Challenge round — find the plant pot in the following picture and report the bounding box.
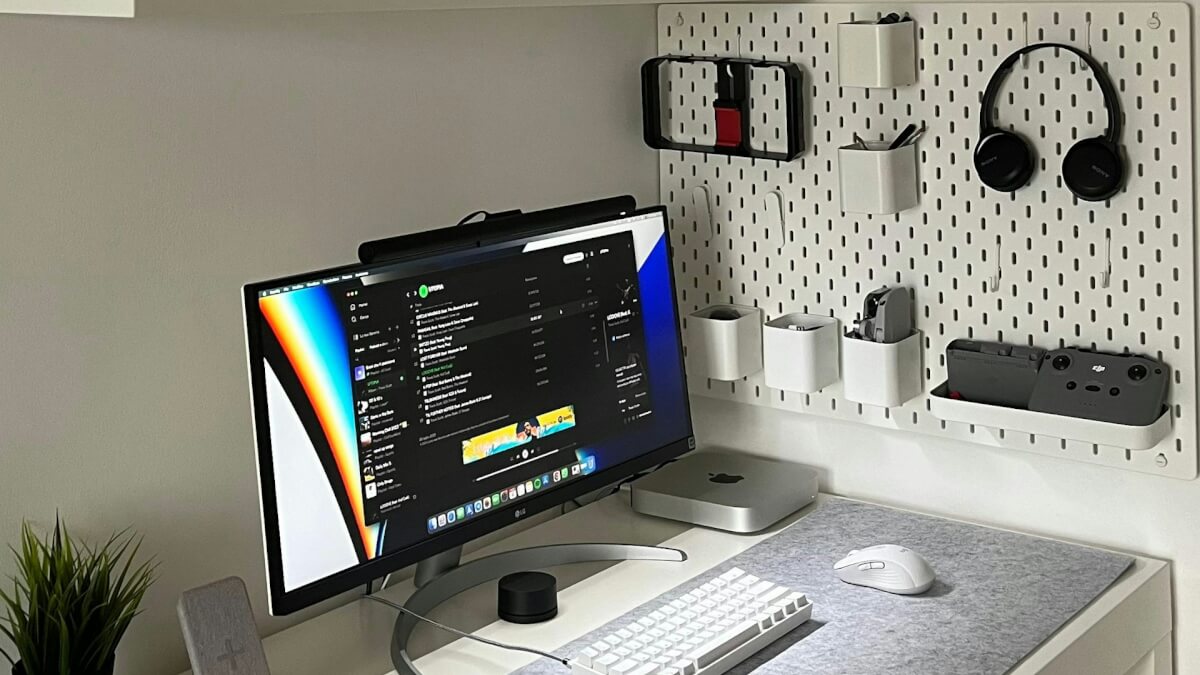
[14,656,115,675]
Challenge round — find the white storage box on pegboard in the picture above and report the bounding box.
[687,305,763,381]
[837,18,917,88]
[841,331,923,407]
[763,314,840,393]
[838,142,919,214]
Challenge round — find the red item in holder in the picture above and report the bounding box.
[715,106,743,148]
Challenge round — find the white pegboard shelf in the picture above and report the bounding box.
[928,382,1174,451]
[658,3,1198,479]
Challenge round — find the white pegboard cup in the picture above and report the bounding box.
[763,314,841,393]
[688,305,764,382]
[842,331,923,408]
[837,19,917,88]
[929,383,1173,451]
[839,142,919,214]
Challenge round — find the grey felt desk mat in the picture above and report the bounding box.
[515,498,1133,675]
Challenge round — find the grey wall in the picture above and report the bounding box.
[0,7,657,673]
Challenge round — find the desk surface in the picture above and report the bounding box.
[186,493,1172,675]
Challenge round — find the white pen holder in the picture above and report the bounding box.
[841,330,923,407]
[838,142,919,214]
[687,305,764,381]
[837,19,917,88]
[763,314,840,393]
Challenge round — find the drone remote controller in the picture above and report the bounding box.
[1027,348,1169,426]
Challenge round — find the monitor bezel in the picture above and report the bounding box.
[242,205,694,616]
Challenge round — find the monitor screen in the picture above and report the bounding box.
[243,207,694,614]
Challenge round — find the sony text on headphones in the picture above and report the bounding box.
[974,43,1126,202]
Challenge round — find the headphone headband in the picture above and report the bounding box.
[979,43,1122,143]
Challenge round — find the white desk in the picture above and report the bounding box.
[190,494,1172,675]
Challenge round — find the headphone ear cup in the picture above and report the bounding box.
[974,129,1034,192]
[1063,137,1124,201]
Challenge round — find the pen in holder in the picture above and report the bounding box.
[838,138,919,215]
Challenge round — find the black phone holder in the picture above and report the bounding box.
[641,55,804,161]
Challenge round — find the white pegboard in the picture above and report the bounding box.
[658,3,1198,478]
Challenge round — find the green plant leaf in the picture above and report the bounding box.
[2,518,156,671]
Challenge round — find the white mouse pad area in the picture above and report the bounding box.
[516,498,1134,675]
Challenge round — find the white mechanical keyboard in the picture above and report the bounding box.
[569,567,813,675]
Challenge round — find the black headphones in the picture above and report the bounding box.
[975,43,1125,202]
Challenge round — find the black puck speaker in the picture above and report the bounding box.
[497,571,558,624]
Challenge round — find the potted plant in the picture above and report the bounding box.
[0,518,156,675]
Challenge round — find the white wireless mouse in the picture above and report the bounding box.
[834,544,936,595]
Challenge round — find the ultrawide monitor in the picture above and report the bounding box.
[242,207,694,614]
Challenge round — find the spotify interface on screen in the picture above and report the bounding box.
[339,231,651,539]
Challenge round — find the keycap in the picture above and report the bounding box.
[594,652,620,671]
[719,568,746,582]
[686,620,761,669]
[577,646,599,667]
[756,586,790,604]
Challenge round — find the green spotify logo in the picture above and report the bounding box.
[418,285,430,299]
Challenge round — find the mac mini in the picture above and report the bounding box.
[631,451,819,533]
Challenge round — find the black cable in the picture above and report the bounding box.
[576,459,679,507]
[363,594,571,668]
[455,210,492,227]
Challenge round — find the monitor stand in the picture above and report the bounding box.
[391,543,687,674]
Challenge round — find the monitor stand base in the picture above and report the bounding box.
[391,543,687,675]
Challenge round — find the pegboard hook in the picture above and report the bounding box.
[988,240,1002,292]
[691,185,716,240]
[766,190,788,246]
[1100,231,1113,289]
